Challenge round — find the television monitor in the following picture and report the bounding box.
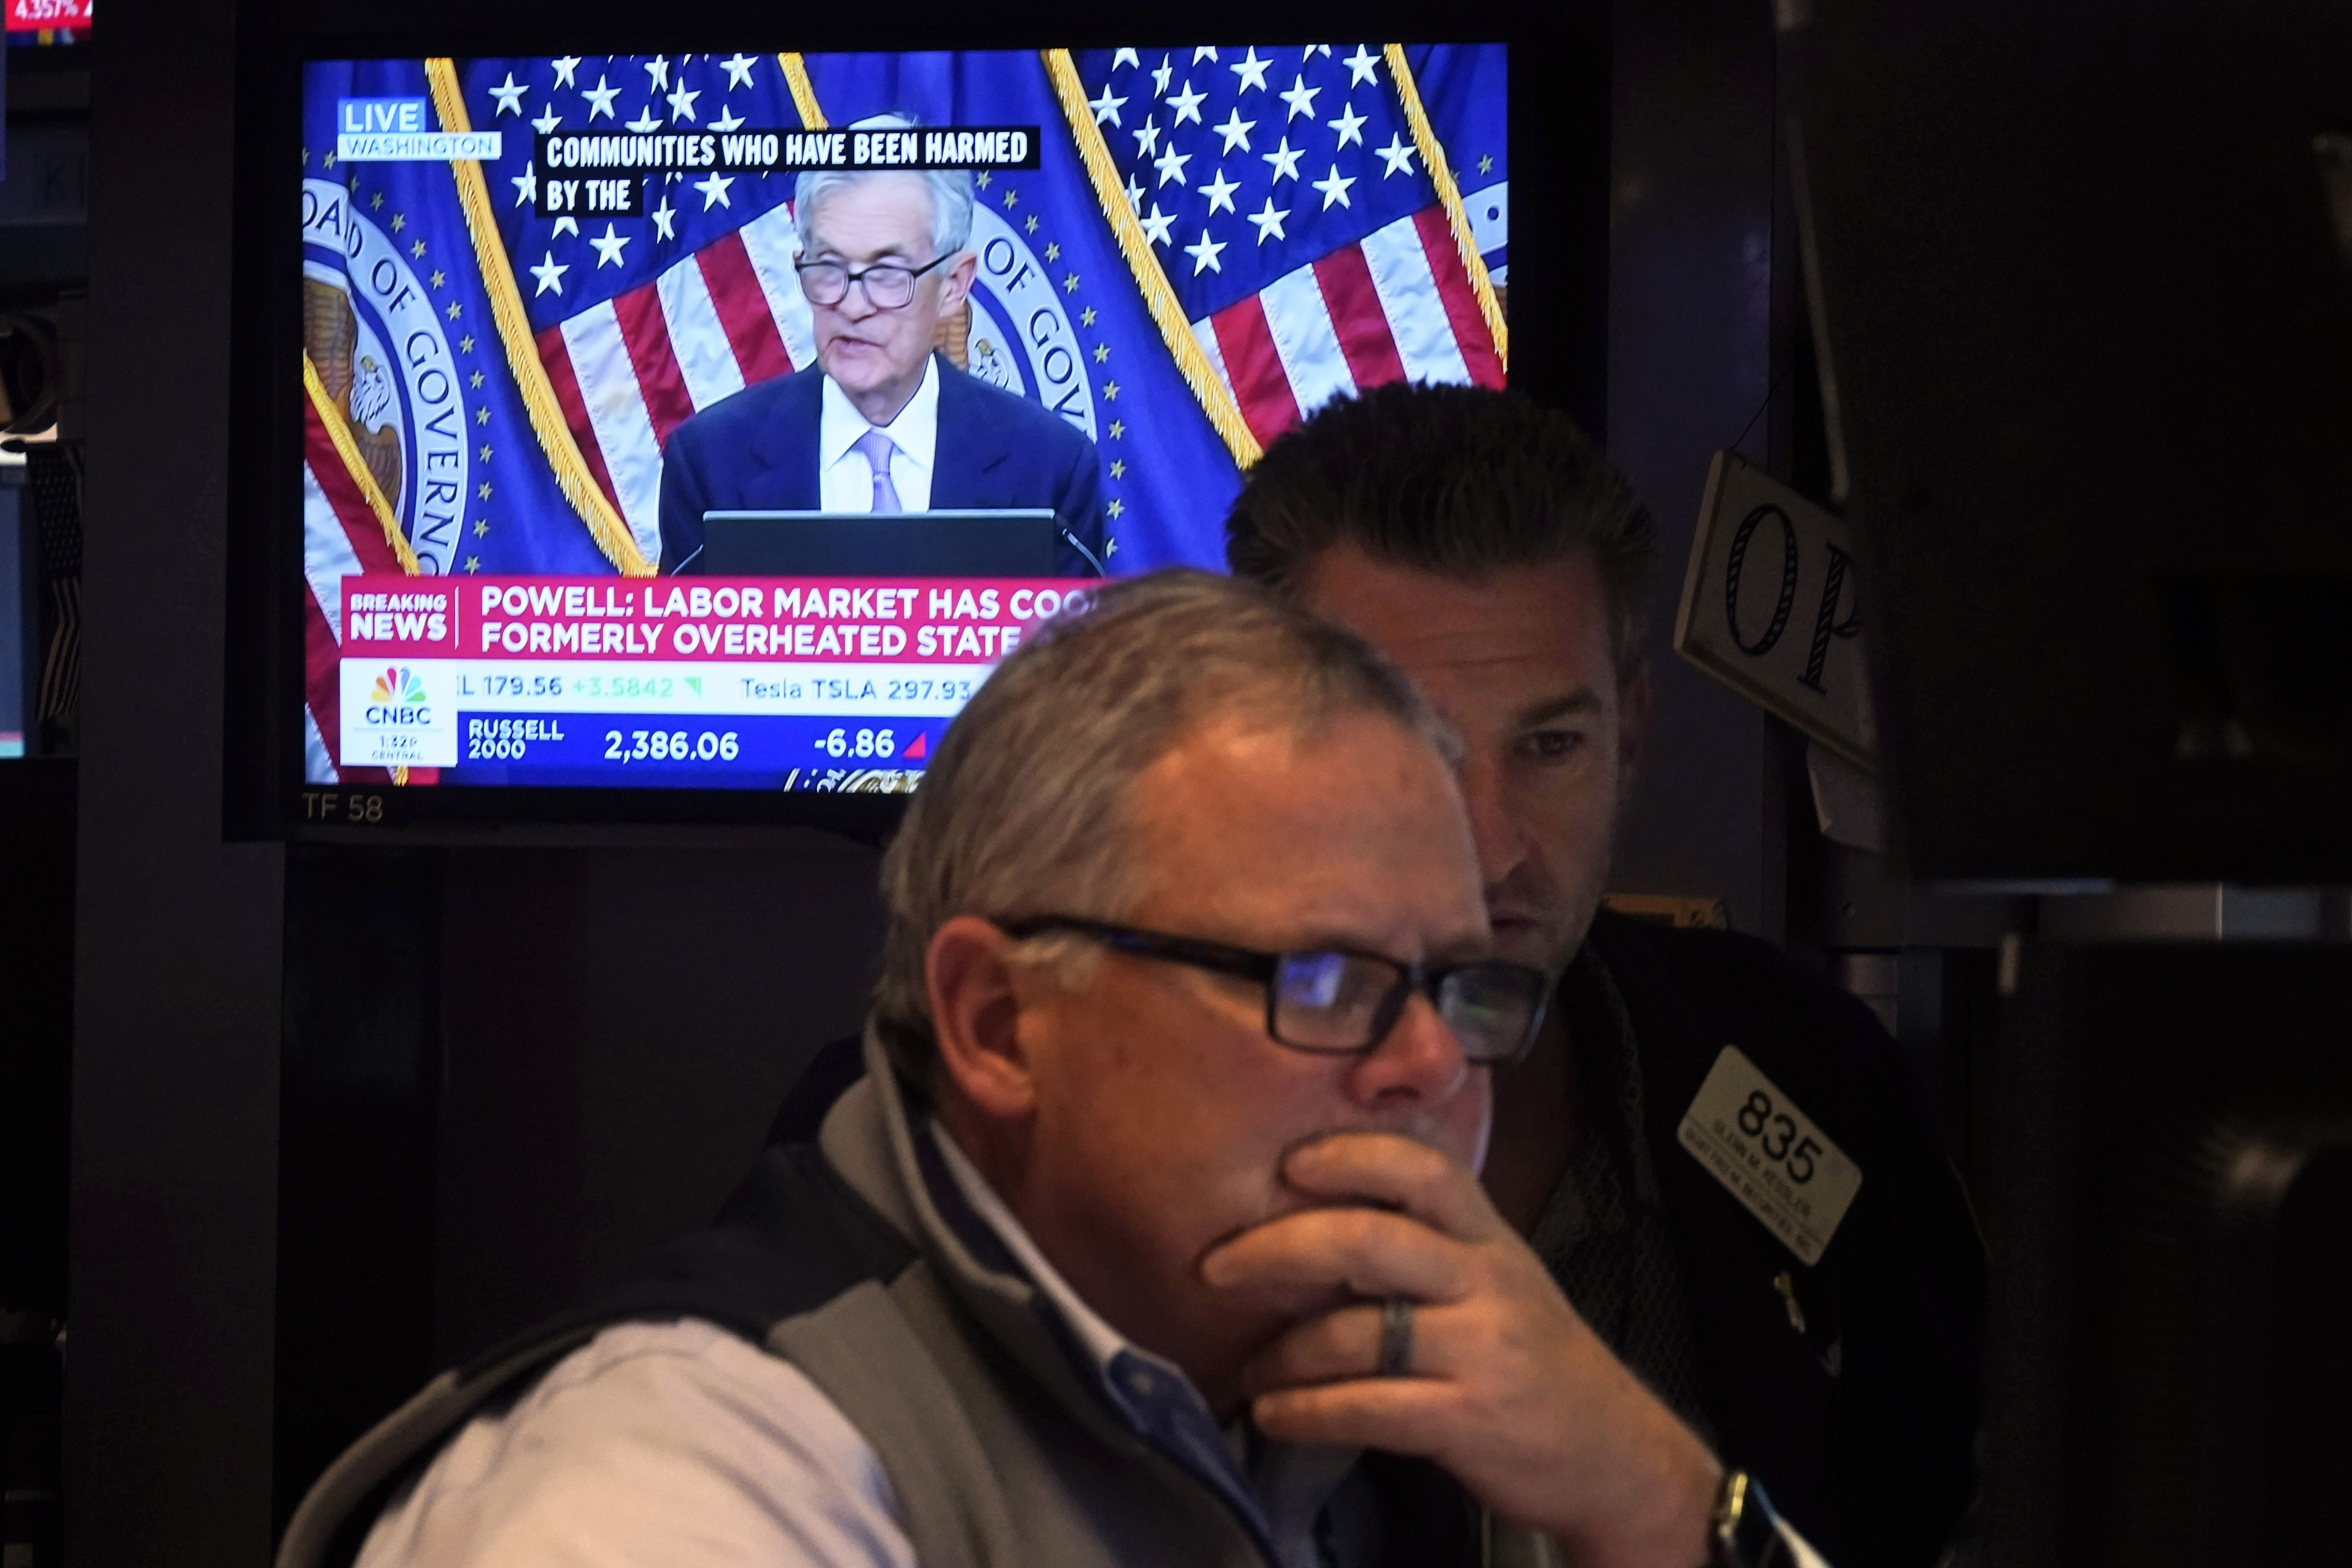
[234,23,1585,837]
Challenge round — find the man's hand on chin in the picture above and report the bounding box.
[1199,1132,1723,1568]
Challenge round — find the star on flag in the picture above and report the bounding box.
[1184,229,1226,274]
[488,72,527,116]
[1312,165,1355,209]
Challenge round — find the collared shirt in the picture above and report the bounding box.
[817,356,938,514]
[929,1125,1358,1568]
[355,1117,1352,1568]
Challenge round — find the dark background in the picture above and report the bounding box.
[9,0,1975,1561]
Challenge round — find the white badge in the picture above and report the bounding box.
[1677,1046,1864,1266]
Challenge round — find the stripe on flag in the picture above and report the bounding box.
[1412,206,1503,389]
[303,706,335,787]
[1359,211,1473,386]
[739,204,817,371]
[1205,293,1302,450]
[303,582,352,772]
[695,230,794,384]
[1310,245,1409,393]
[1256,263,1358,425]
[303,399,415,579]
[609,284,698,443]
[1190,317,1234,402]
[536,329,626,521]
[302,393,408,781]
[302,462,365,643]
[653,258,749,414]
[556,301,667,565]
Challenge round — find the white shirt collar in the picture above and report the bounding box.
[927,1118,1171,1379]
[927,1116,1358,1568]
[820,352,940,479]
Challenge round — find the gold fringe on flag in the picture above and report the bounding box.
[423,58,655,577]
[303,352,419,780]
[303,352,423,576]
[1385,45,1508,372]
[1040,49,1263,470]
[778,54,826,130]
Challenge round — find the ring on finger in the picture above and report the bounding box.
[1376,1295,1414,1377]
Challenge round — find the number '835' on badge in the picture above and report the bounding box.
[1677,1045,1863,1265]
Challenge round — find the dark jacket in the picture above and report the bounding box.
[1581,911,1983,1568]
[655,356,1106,575]
[768,910,1987,1568]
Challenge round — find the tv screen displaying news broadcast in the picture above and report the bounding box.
[300,44,1507,792]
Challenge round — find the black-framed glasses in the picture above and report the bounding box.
[794,252,953,310]
[1001,915,1548,1067]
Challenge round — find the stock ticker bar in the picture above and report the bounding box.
[337,575,1088,789]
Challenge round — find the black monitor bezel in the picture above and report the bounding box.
[224,0,1608,844]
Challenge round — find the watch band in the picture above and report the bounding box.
[1707,1469,1786,1568]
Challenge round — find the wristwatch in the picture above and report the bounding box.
[1707,1469,1786,1568]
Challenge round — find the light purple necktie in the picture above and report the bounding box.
[852,427,902,514]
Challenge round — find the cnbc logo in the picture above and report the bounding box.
[365,666,431,725]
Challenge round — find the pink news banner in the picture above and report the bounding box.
[336,575,1091,790]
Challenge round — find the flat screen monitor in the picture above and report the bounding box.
[239,26,1568,834]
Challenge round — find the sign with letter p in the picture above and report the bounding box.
[1674,451,1879,771]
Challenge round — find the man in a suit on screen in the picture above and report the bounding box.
[656,123,1107,576]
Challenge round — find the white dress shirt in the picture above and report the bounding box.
[817,357,938,515]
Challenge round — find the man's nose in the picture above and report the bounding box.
[1348,992,1473,1111]
[1457,752,1530,891]
[837,280,880,320]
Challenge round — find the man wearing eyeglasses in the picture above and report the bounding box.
[654,118,1107,576]
[312,571,1812,1568]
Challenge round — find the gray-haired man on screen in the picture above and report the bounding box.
[655,115,1106,576]
[307,571,1819,1568]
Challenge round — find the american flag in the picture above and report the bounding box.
[1068,43,1506,453]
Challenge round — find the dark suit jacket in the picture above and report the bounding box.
[655,356,1107,576]
[765,910,1984,1568]
[1577,910,1983,1568]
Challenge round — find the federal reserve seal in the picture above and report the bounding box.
[957,204,1098,441]
[301,176,470,575]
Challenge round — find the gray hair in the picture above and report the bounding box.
[794,114,974,262]
[872,568,1453,1089]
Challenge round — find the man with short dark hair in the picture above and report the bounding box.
[307,571,1826,1568]
[1224,381,1984,1568]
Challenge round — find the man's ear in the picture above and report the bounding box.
[1617,661,1654,787]
[938,249,979,314]
[926,914,1036,1119]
